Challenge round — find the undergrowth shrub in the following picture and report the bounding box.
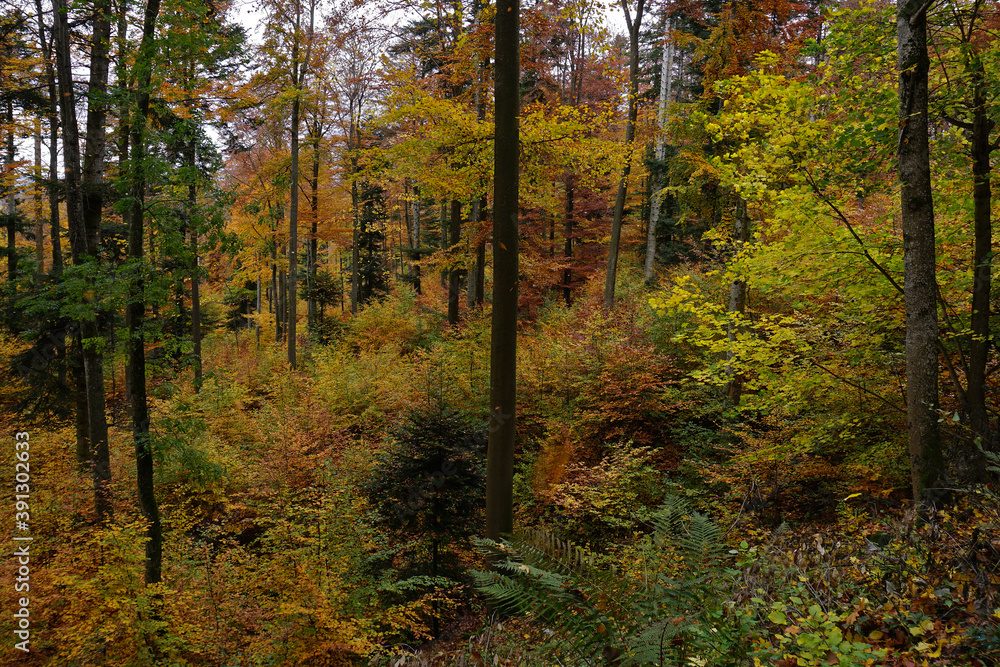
[364,407,487,639]
[475,496,755,666]
[540,442,665,543]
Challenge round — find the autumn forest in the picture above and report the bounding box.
[0,0,998,663]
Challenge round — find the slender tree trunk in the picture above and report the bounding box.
[128,0,164,586]
[288,12,301,368]
[308,131,320,329]
[412,184,422,294]
[34,121,43,278]
[350,134,360,314]
[486,0,519,541]
[563,174,574,306]
[34,0,62,275]
[189,170,202,391]
[476,195,486,306]
[603,0,645,309]
[5,101,15,284]
[467,199,479,309]
[898,0,943,503]
[448,199,462,325]
[726,197,749,404]
[645,17,672,281]
[966,77,993,444]
[440,199,448,288]
[54,0,113,521]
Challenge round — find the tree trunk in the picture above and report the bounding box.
[448,199,462,325]
[5,101,15,284]
[603,0,645,309]
[486,0,519,541]
[34,121,43,278]
[189,177,202,391]
[128,0,164,586]
[563,174,574,306]
[288,6,302,368]
[645,16,672,281]
[54,0,113,521]
[308,130,320,330]
[34,0,62,275]
[966,75,993,445]
[725,197,749,404]
[897,0,943,504]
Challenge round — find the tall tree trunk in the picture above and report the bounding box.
[486,0,519,541]
[448,199,462,324]
[898,0,943,504]
[603,0,645,309]
[467,199,480,309]
[128,0,164,586]
[34,0,62,275]
[34,120,43,278]
[563,174,574,306]
[188,151,202,391]
[350,131,360,314]
[645,16,672,281]
[287,3,304,368]
[725,197,749,404]
[966,75,993,445]
[5,101,15,284]
[54,0,113,520]
[307,130,320,329]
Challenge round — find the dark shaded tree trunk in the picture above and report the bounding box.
[725,197,749,404]
[54,0,113,521]
[603,0,645,309]
[34,0,62,275]
[563,174,574,306]
[307,129,320,329]
[486,0,519,541]
[448,199,462,325]
[5,101,14,284]
[188,160,202,391]
[966,77,993,444]
[898,0,943,503]
[128,0,164,586]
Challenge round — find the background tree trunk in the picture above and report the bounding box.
[603,0,645,309]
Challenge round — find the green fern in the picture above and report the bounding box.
[474,496,752,666]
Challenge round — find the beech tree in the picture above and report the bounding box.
[486,0,519,540]
[898,0,944,503]
[603,0,645,310]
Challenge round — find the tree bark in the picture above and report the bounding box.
[603,0,645,309]
[966,74,993,445]
[448,199,462,325]
[128,0,164,586]
[486,0,519,541]
[54,0,113,520]
[34,0,62,275]
[5,101,15,284]
[898,0,943,504]
[725,197,749,404]
[645,16,672,281]
[563,174,574,306]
